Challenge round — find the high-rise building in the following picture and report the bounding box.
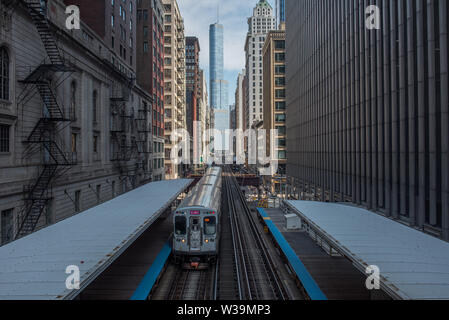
[185,37,200,138]
[209,22,229,151]
[276,0,285,26]
[185,37,200,167]
[286,0,449,240]
[198,70,210,165]
[136,0,165,181]
[235,70,245,131]
[244,0,276,128]
[64,0,136,72]
[262,26,286,193]
[162,0,186,179]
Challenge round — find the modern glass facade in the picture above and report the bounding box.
[210,23,228,111]
[210,23,229,151]
[277,0,285,24]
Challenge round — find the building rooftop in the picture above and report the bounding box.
[285,201,449,300]
[0,179,192,300]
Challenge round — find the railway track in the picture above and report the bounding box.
[150,166,293,301]
[221,167,290,300]
[151,264,215,300]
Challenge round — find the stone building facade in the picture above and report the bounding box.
[0,0,153,245]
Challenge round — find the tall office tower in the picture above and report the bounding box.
[198,70,210,164]
[185,37,200,139]
[244,0,276,129]
[64,0,136,72]
[262,26,286,193]
[162,0,186,179]
[235,70,245,131]
[276,0,285,27]
[136,0,165,181]
[185,37,200,166]
[209,22,229,151]
[286,0,449,240]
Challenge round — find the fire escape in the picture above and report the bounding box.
[16,0,76,238]
[134,102,153,181]
[110,81,135,182]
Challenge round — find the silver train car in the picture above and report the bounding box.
[173,167,222,267]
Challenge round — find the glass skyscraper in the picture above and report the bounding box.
[209,22,229,151]
[277,0,285,24]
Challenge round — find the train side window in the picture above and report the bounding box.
[175,216,186,235]
[204,217,216,235]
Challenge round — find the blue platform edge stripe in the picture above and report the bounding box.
[130,242,172,300]
[257,208,327,301]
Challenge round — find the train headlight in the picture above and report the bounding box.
[205,239,209,243]
[181,239,186,243]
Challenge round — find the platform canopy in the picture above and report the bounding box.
[0,179,192,300]
[285,200,449,300]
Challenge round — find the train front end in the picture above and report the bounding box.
[173,207,219,269]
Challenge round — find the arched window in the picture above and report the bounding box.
[92,90,98,124]
[70,81,76,120]
[0,47,10,101]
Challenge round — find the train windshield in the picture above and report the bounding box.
[175,216,186,235]
[204,217,216,235]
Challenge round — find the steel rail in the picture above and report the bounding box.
[227,166,289,300]
[225,171,247,299]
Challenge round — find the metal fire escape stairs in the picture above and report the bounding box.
[110,82,132,174]
[16,0,76,239]
[135,102,153,180]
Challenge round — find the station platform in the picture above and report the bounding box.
[257,207,372,300]
[0,179,192,300]
[79,217,172,300]
[285,200,449,300]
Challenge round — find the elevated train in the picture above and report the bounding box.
[173,167,222,268]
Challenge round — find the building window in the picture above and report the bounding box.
[0,124,10,153]
[70,81,77,120]
[96,185,101,204]
[275,65,285,74]
[275,126,286,135]
[275,113,286,123]
[278,150,286,160]
[1,208,13,245]
[277,138,286,147]
[92,90,98,124]
[275,77,285,86]
[274,40,285,49]
[143,41,149,53]
[0,47,10,101]
[71,132,77,153]
[112,181,116,197]
[275,52,285,62]
[93,135,98,153]
[75,190,81,212]
[275,89,286,99]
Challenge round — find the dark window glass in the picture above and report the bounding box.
[0,124,10,153]
[204,216,216,235]
[175,216,186,235]
[0,47,9,101]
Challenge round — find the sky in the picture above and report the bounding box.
[177,0,274,108]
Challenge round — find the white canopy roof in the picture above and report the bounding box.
[0,179,192,300]
[285,200,449,300]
